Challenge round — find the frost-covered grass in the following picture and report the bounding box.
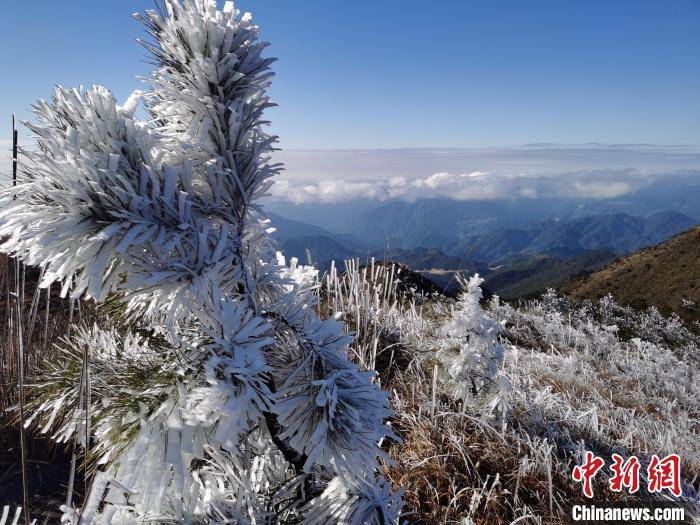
[320,264,699,524]
[0,506,36,525]
[3,254,699,523]
[2,0,696,522]
[493,293,698,471]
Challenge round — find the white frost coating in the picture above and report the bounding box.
[276,366,394,473]
[439,274,510,415]
[302,475,405,525]
[0,506,37,525]
[277,252,319,290]
[5,1,402,523]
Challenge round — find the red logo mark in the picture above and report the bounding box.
[572,451,606,498]
[609,453,640,494]
[647,454,681,497]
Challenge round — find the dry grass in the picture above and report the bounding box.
[2,255,698,523]
[323,268,700,523]
[0,255,89,522]
[565,225,700,326]
[384,395,576,524]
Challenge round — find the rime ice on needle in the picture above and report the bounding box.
[438,274,510,417]
[0,1,402,523]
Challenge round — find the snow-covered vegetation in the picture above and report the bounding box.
[0,506,35,525]
[306,258,699,522]
[0,1,401,523]
[384,286,698,523]
[0,1,698,524]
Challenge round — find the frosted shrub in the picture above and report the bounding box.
[588,294,696,349]
[0,1,402,522]
[438,274,509,415]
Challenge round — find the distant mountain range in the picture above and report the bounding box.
[267,177,699,299]
[269,209,696,268]
[267,175,700,241]
[517,210,695,258]
[349,200,697,259]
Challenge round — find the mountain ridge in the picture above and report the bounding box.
[270,208,697,266]
[563,225,700,324]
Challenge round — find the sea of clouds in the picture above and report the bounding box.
[1,140,698,203]
[270,168,652,204]
[268,145,700,204]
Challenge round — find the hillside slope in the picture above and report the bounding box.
[564,225,700,324]
[484,250,616,299]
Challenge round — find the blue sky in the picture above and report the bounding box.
[1,0,699,150]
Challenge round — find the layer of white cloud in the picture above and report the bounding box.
[267,145,700,204]
[269,167,685,204]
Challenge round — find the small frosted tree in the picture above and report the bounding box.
[0,1,402,523]
[439,274,509,420]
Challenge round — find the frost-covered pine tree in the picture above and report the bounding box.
[0,1,402,523]
[439,274,509,420]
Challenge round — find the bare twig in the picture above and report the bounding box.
[13,116,30,525]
